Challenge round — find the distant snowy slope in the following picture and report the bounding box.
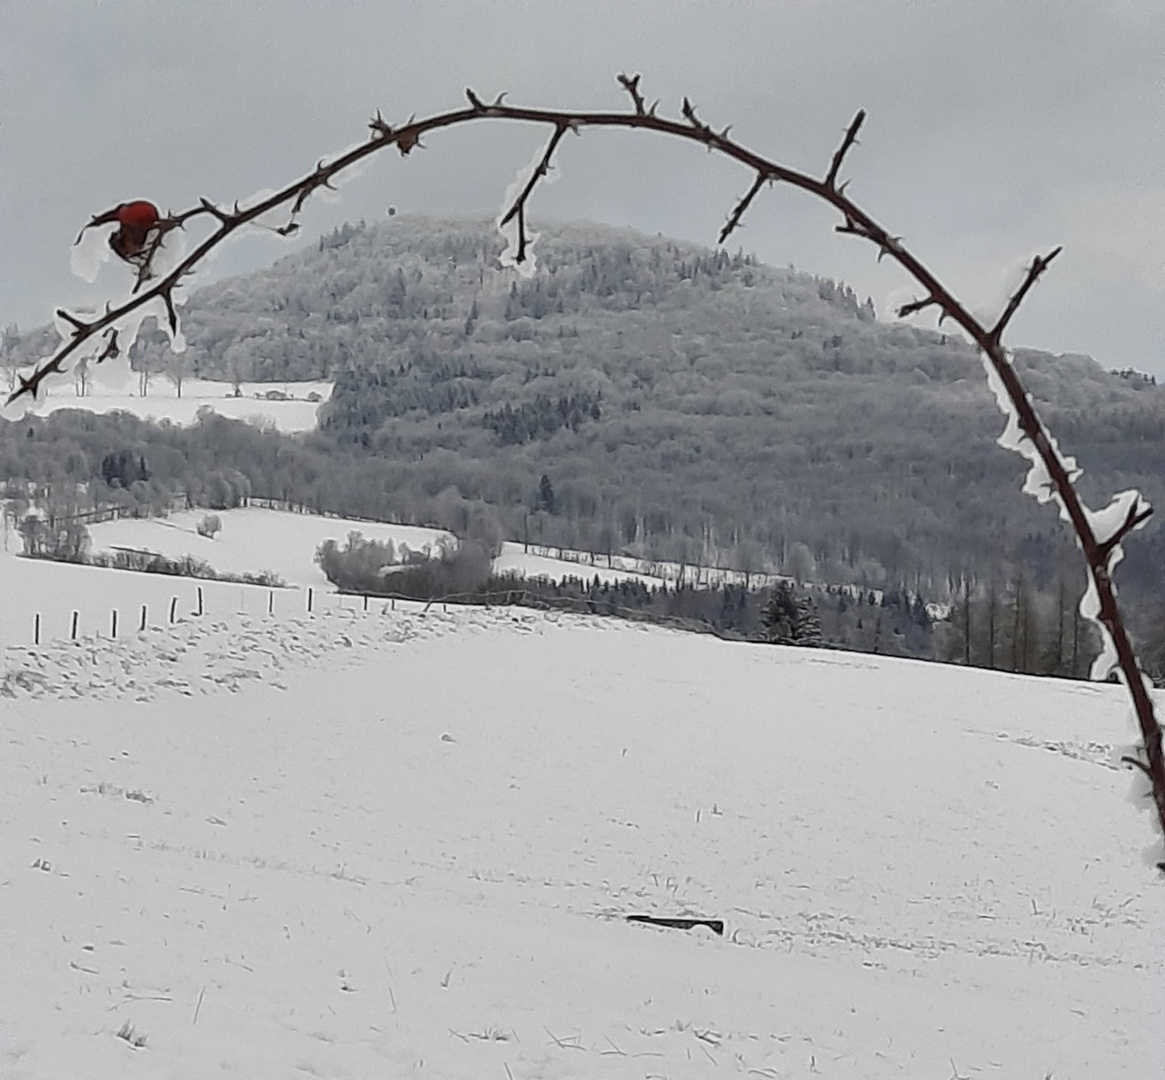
[1,602,1161,1078]
[90,507,676,593]
[89,507,449,589]
[16,379,332,433]
[1,507,675,656]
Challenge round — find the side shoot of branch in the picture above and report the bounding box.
[8,75,1163,867]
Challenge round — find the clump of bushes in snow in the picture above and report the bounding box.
[315,529,499,600]
[86,547,285,588]
[314,531,435,593]
[17,510,90,562]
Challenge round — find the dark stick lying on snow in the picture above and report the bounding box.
[9,74,1164,867]
[627,915,725,936]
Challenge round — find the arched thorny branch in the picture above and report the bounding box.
[9,75,1164,865]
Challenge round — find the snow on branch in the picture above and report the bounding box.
[8,73,1164,868]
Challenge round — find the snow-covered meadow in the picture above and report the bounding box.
[2,544,1163,1076]
[13,379,332,433]
[0,505,693,656]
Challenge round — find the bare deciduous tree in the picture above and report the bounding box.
[5,75,1162,865]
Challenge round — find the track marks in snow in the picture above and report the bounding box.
[2,605,561,703]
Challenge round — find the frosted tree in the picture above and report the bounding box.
[3,75,1162,868]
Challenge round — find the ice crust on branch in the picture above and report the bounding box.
[979,352,1081,512]
[979,351,1152,685]
[70,222,113,283]
[237,187,297,234]
[1078,490,1152,682]
[497,137,563,277]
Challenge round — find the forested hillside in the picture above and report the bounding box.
[6,214,1165,618]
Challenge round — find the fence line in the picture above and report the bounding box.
[12,566,761,652]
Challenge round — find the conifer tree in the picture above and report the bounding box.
[763,582,822,647]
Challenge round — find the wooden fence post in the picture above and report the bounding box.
[140,605,147,632]
[70,611,78,640]
[111,609,118,638]
[34,613,40,646]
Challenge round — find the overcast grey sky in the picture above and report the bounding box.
[3,1,1164,372]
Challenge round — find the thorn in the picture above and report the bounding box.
[491,92,508,108]
[465,88,483,110]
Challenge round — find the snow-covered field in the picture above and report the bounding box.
[496,543,782,591]
[16,379,332,433]
[85,506,688,594]
[89,508,450,591]
[2,589,1162,1078]
[0,506,673,654]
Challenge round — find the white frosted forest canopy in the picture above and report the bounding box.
[4,216,1165,638]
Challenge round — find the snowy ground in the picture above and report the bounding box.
[15,379,332,433]
[87,508,666,594]
[2,587,1163,1077]
[496,543,782,591]
[88,508,450,591]
[0,506,666,655]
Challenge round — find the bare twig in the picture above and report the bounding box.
[989,247,1063,345]
[719,172,768,245]
[499,122,570,263]
[10,76,1164,865]
[896,295,944,321]
[544,1026,585,1050]
[55,308,92,335]
[617,72,646,114]
[825,110,866,190]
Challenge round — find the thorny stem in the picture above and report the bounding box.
[9,76,1164,862]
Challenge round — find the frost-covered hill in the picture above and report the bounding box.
[9,214,1165,597]
[1,571,1162,1076]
